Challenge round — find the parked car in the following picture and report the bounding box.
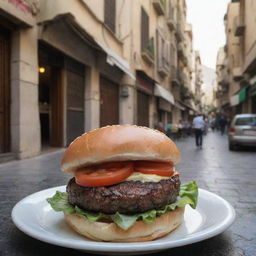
[228,114,256,150]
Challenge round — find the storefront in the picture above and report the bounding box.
[136,71,154,127]
[154,83,174,126]
[38,43,87,147]
[173,101,185,124]
[0,1,38,161]
[39,14,134,142]
[249,84,256,113]
[249,76,256,114]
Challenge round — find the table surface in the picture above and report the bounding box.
[1,133,256,256]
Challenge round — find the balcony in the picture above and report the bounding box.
[231,0,240,2]
[167,6,176,31]
[152,0,166,16]
[175,24,184,43]
[141,37,155,65]
[234,16,245,37]
[158,62,169,77]
[170,65,179,86]
[233,66,243,81]
[177,43,187,65]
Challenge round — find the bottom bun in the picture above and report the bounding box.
[64,207,185,242]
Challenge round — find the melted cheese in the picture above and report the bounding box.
[125,172,170,182]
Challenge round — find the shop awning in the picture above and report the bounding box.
[239,87,247,102]
[97,42,136,80]
[154,83,175,105]
[230,94,239,106]
[180,101,197,113]
[230,86,248,106]
[175,101,185,111]
[42,14,135,81]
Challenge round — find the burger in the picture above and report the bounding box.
[47,125,198,242]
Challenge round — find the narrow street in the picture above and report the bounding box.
[1,131,255,255]
[176,131,256,256]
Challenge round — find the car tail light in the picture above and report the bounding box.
[229,127,235,133]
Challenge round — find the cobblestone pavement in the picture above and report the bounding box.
[1,131,256,256]
[175,131,256,256]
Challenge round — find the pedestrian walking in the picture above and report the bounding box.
[219,115,227,135]
[192,114,205,149]
[210,118,216,132]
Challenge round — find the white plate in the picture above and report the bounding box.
[12,186,235,255]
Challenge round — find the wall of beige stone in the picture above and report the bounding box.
[84,66,100,132]
[119,76,136,125]
[226,3,241,97]
[243,0,256,71]
[11,26,41,159]
[38,0,124,58]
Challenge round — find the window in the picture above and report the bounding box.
[235,117,256,126]
[156,29,170,74]
[104,0,116,33]
[170,43,177,67]
[141,7,149,51]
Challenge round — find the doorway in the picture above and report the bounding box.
[39,65,63,148]
[137,90,150,127]
[0,26,10,153]
[100,77,119,127]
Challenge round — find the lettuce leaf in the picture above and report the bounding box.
[47,181,198,230]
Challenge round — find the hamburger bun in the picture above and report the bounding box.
[64,206,185,242]
[61,125,180,174]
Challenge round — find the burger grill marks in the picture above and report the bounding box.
[67,173,180,214]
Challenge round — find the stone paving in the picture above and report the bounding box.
[1,131,256,256]
[175,131,256,256]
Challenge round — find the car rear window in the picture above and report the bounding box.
[235,117,256,126]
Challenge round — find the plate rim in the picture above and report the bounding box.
[11,186,236,253]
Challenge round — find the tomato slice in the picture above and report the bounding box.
[75,162,133,187]
[134,161,174,177]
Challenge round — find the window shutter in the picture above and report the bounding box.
[165,42,170,69]
[174,44,177,68]
[141,8,149,51]
[170,43,174,64]
[104,0,116,33]
[157,29,164,69]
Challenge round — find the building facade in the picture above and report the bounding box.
[216,0,256,117]
[0,0,197,161]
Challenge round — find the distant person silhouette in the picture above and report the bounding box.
[192,114,205,149]
[219,116,227,135]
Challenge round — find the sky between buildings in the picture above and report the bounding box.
[186,0,230,70]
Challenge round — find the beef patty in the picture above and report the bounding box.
[67,174,180,214]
